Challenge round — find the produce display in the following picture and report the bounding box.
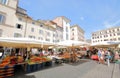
[0,56,11,67]
[27,55,52,65]
[59,52,71,59]
[17,56,24,63]
[0,56,24,67]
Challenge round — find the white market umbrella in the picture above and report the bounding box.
[0,37,55,48]
[91,41,120,48]
[57,40,89,47]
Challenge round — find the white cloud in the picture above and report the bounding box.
[80,17,84,21]
[103,19,120,28]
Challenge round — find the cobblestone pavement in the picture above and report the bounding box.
[14,59,120,78]
[112,63,120,78]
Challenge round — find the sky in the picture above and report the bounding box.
[18,0,120,39]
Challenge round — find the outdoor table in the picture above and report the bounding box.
[54,56,63,64]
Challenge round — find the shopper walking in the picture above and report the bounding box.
[97,49,102,64]
[106,50,111,66]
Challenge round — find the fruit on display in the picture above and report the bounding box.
[17,56,24,63]
[0,56,11,67]
[60,52,70,59]
[0,62,9,67]
[27,55,52,64]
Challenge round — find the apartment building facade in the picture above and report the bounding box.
[53,16,71,41]
[91,26,120,44]
[0,0,84,44]
[0,0,18,37]
[70,25,85,41]
[0,0,66,43]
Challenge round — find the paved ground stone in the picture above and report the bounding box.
[113,63,120,78]
[13,59,120,78]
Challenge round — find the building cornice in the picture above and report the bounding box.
[92,26,120,34]
[71,25,85,33]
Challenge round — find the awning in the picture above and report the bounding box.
[0,37,55,48]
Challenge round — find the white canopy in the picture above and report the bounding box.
[57,40,89,47]
[91,41,120,48]
[0,37,55,48]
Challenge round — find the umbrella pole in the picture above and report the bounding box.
[72,44,76,62]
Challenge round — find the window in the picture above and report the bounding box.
[110,39,112,41]
[110,34,112,36]
[56,34,58,37]
[117,33,120,36]
[31,28,34,32]
[117,28,119,31]
[16,24,22,29]
[46,38,50,41]
[109,30,111,33]
[46,32,50,37]
[104,39,108,41]
[72,33,74,36]
[112,30,115,32]
[29,35,35,39]
[38,37,43,40]
[118,38,120,40]
[14,33,22,37]
[66,34,68,40]
[66,27,68,32]
[0,0,8,5]
[40,24,43,27]
[0,14,5,24]
[18,18,22,21]
[113,38,116,41]
[53,34,55,37]
[114,34,116,36]
[39,30,43,35]
[72,29,74,31]
[0,29,3,37]
[32,22,35,24]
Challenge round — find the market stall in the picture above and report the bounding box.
[56,40,89,62]
[0,37,55,77]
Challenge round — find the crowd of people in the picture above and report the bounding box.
[87,47,120,66]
